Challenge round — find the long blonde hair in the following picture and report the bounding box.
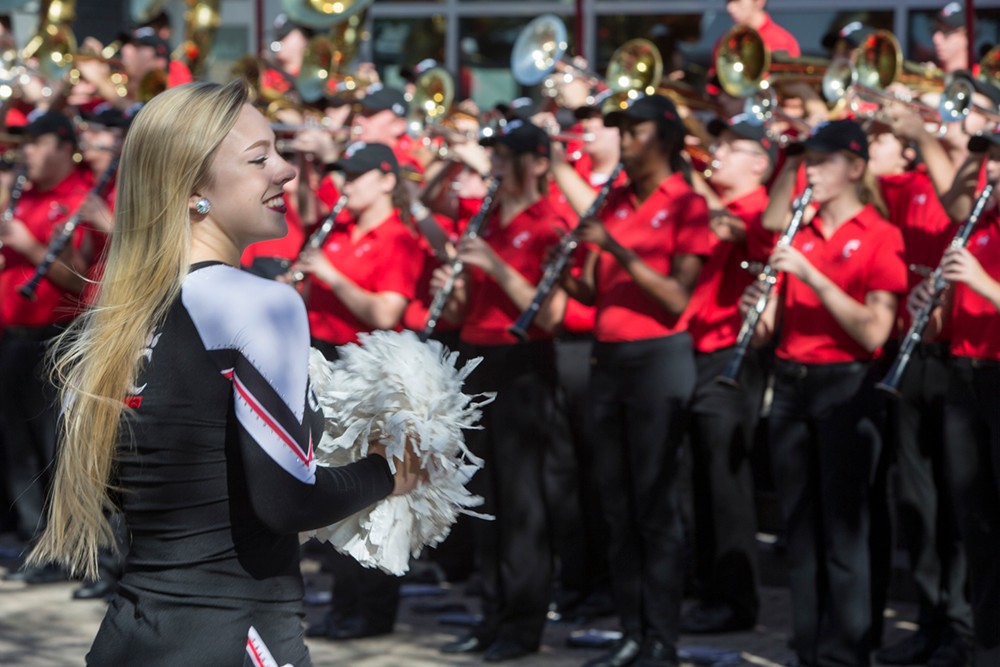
[29,80,248,579]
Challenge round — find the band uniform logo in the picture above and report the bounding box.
[842,239,862,259]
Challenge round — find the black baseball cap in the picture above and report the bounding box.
[359,84,409,117]
[273,13,314,41]
[968,126,1000,153]
[480,119,550,158]
[130,27,170,60]
[788,119,869,161]
[12,111,76,144]
[573,89,614,120]
[603,93,681,128]
[821,21,875,50]
[330,141,400,176]
[81,103,131,130]
[934,1,965,29]
[495,97,542,122]
[708,114,778,164]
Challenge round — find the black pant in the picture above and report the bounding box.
[462,341,556,649]
[943,359,1000,665]
[769,360,879,667]
[0,328,61,543]
[312,340,402,631]
[687,345,763,621]
[590,333,695,645]
[886,347,971,638]
[544,336,610,610]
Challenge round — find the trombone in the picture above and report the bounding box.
[715,25,831,99]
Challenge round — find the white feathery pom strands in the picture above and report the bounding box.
[302,330,495,575]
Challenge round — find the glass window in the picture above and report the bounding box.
[371,16,447,89]
[458,15,576,109]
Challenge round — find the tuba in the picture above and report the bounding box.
[290,0,372,103]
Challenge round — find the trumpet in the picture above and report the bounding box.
[822,57,943,129]
[717,185,814,387]
[420,178,500,342]
[290,194,350,287]
[19,154,119,300]
[509,163,623,341]
[938,75,1000,131]
[876,183,995,396]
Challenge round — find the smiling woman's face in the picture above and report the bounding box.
[198,104,297,247]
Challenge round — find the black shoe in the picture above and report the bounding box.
[483,639,536,662]
[680,602,755,634]
[582,635,642,667]
[3,563,68,584]
[634,639,678,667]
[441,633,490,654]
[875,631,938,665]
[928,633,973,667]
[72,580,116,600]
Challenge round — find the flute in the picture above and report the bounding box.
[717,184,815,387]
[876,182,995,395]
[290,194,349,287]
[19,155,119,301]
[508,162,623,341]
[419,178,500,342]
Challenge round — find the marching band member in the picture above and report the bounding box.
[754,119,907,667]
[913,130,1000,666]
[724,0,800,57]
[437,121,568,662]
[681,115,778,634]
[561,94,711,667]
[867,120,974,667]
[291,142,422,642]
[0,112,94,585]
[28,80,419,666]
[931,2,974,75]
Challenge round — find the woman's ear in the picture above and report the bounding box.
[848,156,867,181]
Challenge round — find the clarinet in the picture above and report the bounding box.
[876,182,995,396]
[0,163,28,252]
[19,155,120,301]
[717,184,815,387]
[419,178,500,342]
[509,162,624,342]
[290,194,349,287]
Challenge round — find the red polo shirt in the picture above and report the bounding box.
[950,208,1000,360]
[460,197,569,345]
[879,169,954,336]
[686,186,774,353]
[593,172,712,343]
[402,213,461,334]
[756,13,800,57]
[0,167,94,327]
[306,210,421,345]
[777,205,907,364]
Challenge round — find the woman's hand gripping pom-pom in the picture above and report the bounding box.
[301,329,495,575]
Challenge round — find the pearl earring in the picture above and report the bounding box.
[193,198,212,215]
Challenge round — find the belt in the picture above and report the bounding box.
[775,359,868,380]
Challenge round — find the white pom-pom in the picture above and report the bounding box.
[302,330,494,575]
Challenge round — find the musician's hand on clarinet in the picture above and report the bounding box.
[575,216,613,250]
[79,194,113,233]
[907,277,938,317]
[769,245,815,283]
[0,218,38,256]
[739,280,767,317]
[941,246,990,292]
[294,248,342,288]
[457,235,502,276]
